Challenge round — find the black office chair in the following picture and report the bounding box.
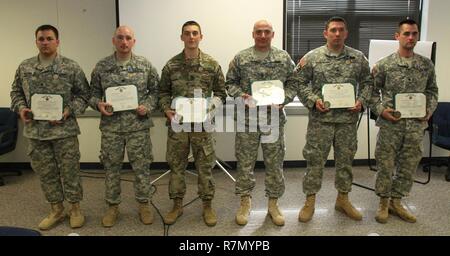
[0,226,41,236]
[0,107,20,186]
[423,102,450,181]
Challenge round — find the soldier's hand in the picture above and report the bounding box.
[164,109,176,122]
[48,108,70,125]
[98,102,113,116]
[381,108,400,123]
[418,111,431,122]
[242,93,256,108]
[315,99,329,113]
[272,104,284,110]
[136,105,148,117]
[348,100,362,113]
[19,108,33,124]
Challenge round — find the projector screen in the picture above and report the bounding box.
[118,0,284,75]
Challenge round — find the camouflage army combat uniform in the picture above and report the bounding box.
[158,50,226,200]
[370,52,438,198]
[90,54,159,205]
[285,45,372,195]
[10,54,90,204]
[226,46,295,198]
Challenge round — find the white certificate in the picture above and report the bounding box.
[251,80,285,106]
[174,97,208,123]
[31,94,63,121]
[322,83,355,108]
[105,85,138,112]
[395,93,426,118]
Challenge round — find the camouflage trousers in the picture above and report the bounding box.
[235,125,286,198]
[375,126,423,198]
[302,120,357,195]
[28,136,82,204]
[166,128,216,200]
[100,130,153,205]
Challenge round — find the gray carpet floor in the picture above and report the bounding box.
[0,165,449,236]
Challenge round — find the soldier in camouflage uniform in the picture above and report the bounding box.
[10,25,90,230]
[370,19,438,224]
[159,21,226,227]
[226,20,295,226]
[285,17,372,222]
[89,26,159,227]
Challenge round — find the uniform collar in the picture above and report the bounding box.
[250,46,275,62]
[393,51,418,68]
[176,49,209,68]
[33,53,62,71]
[323,45,352,59]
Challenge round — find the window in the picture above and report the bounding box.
[285,0,422,63]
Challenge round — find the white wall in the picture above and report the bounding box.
[422,0,450,156]
[118,0,284,75]
[0,0,115,162]
[1,0,448,163]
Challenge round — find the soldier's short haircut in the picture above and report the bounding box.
[398,19,418,32]
[181,20,202,34]
[325,16,347,30]
[35,24,59,39]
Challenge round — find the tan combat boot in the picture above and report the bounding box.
[389,198,417,223]
[335,192,363,220]
[138,202,154,225]
[268,198,285,226]
[164,198,183,225]
[102,204,119,227]
[38,202,65,230]
[235,196,251,226]
[202,200,217,227]
[375,197,389,224]
[69,202,85,228]
[298,194,315,222]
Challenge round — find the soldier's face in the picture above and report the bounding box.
[35,30,59,57]
[113,28,135,55]
[324,21,348,49]
[252,23,274,50]
[181,25,202,50]
[395,24,419,50]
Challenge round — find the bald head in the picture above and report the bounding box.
[113,25,136,58]
[253,20,273,32]
[252,20,274,51]
[114,25,135,38]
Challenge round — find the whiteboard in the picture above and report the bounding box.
[118,0,284,75]
[368,40,435,69]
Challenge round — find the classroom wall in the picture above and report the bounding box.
[1,0,449,164]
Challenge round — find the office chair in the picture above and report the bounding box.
[0,107,20,186]
[0,226,41,236]
[422,102,450,182]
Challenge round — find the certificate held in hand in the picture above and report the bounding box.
[322,83,355,109]
[31,94,63,121]
[174,97,208,123]
[394,93,426,118]
[105,85,139,112]
[251,80,285,106]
